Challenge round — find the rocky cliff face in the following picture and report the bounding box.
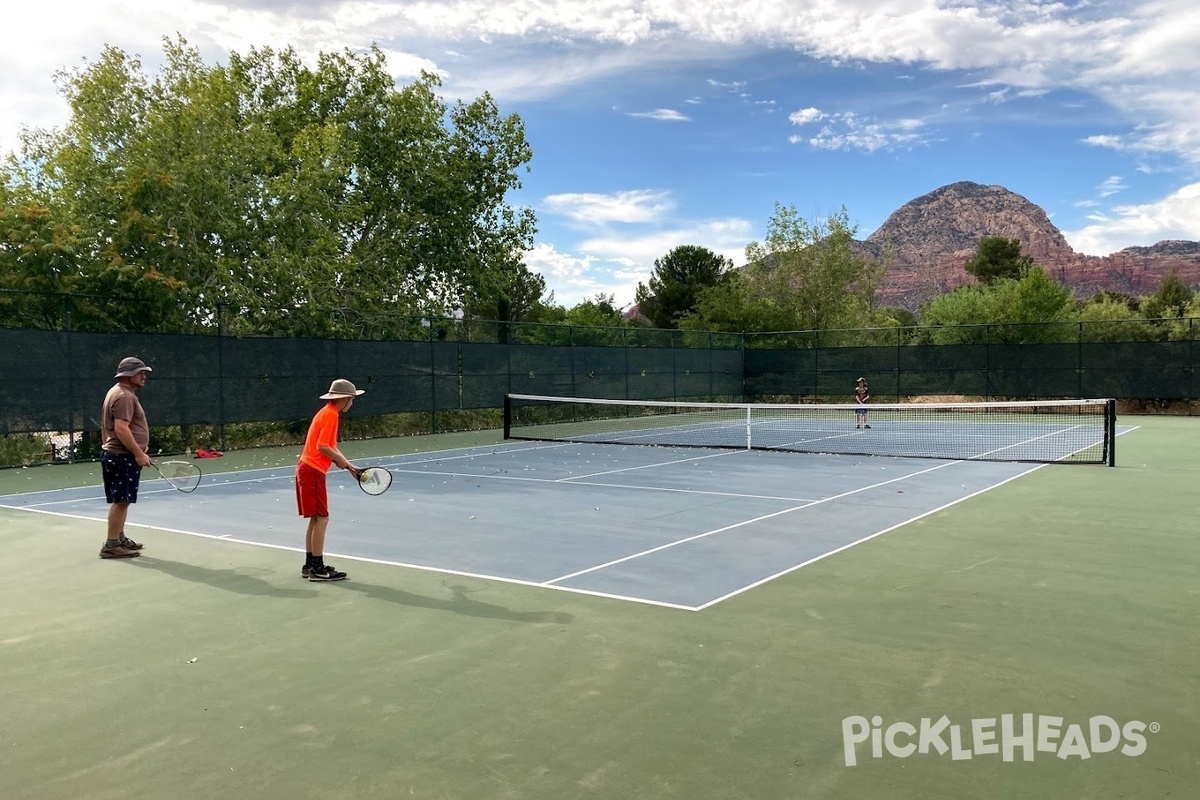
[865,182,1200,309]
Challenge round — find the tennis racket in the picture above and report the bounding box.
[353,466,393,496]
[152,460,203,493]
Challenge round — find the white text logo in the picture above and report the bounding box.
[842,715,1158,766]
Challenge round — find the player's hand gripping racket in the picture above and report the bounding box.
[152,460,203,493]
[352,466,392,496]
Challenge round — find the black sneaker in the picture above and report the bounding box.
[308,564,347,582]
[301,564,311,579]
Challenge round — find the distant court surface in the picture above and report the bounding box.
[0,426,1135,610]
[505,394,1119,465]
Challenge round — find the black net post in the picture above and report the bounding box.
[1106,398,1117,467]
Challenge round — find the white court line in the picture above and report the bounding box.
[384,466,819,503]
[0,505,699,611]
[2,428,1140,611]
[543,458,967,586]
[692,464,1045,610]
[556,449,739,480]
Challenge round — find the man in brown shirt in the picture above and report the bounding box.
[99,356,154,558]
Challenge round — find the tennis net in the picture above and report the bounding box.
[504,394,1117,465]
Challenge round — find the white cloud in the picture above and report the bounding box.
[530,203,755,306]
[1098,176,1127,197]
[628,108,690,121]
[523,242,594,284]
[1063,182,1200,255]
[523,242,642,307]
[6,1,1200,160]
[792,113,928,153]
[788,107,824,125]
[542,190,675,225]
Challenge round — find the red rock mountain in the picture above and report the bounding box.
[859,181,1200,310]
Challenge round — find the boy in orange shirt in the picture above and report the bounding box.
[296,379,364,581]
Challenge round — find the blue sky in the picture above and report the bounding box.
[3,1,1198,309]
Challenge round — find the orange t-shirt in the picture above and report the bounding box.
[299,402,340,473]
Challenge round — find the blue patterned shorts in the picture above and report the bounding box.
[101,452,143,504]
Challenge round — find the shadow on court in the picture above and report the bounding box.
[341,580,576,625]
[127,556,575,624]
[126,557,319,599]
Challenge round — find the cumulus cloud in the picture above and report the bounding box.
[542,190,675,226]
[4,0,1199,304]
[788,107,824,125]
[1063,182,1200,255]
[791,113,927,153]
[628,108,690,121]
[535,191,755,306]
[7,1,1199,161]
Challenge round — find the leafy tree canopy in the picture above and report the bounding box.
[1140,267,1194,320]
[0,36,539,335]
[683,205,885,332]
[920,265,1074,344]
[634,245,733,329]
[963,236,1033,284]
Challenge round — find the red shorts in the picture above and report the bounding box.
[295,462,329,518]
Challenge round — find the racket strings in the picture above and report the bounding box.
[358,467,392,495]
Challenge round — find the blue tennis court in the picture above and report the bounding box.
[0,438,1111,609]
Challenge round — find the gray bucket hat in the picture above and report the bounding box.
[320,378,365,400]
[115,357,153,378]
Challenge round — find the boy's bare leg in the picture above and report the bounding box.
[306,515,329,556]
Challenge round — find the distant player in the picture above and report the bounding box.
[854,377,871,429]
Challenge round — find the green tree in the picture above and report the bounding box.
[2,36,539,335]
[963,236,1033,284]
[634,245,733,329]
[920,266,1074,344]
[685,205,885,332]
[1139,268,1194,320]
[1077,298,1159,343]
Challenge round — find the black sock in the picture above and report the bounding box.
[305,552,314,566]
[313,555,325,568]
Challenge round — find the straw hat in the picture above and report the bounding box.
[319,379,365,399]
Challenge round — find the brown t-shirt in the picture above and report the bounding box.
[102,383,149,455]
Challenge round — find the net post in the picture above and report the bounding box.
[745,406,752,450]
[1106,398,1116,467]
[503,394,512,440]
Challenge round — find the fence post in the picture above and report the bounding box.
[985,326,991,401]
[624,327,630,400]
[1077,321,1084,399]
[895,325,901,402]
[64,293,75,463]
[217,302,227,450]
[429,318,438,435]
[569,324,577,399]
[669,329,677,402]
[814,329,821,402]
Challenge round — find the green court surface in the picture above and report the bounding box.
[1,419,1196,800]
